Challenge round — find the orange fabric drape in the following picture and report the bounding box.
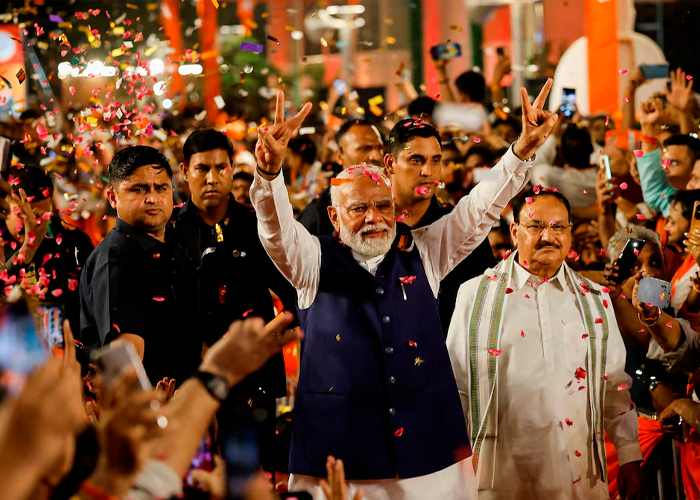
[584,0,619,115]
[160,0,185,107]
[197,0,222,124]
[605,415,665,500]
[655,216,668,248]
[671,254,696,299]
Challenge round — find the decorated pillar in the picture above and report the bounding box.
[197,0,223,123]
[584,0,619,114]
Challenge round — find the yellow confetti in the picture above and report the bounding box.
[320,37,328,48]
[87,117,98,126]
[58,22,73,29]
[356,106,365,115]
[336,334,341,342]
[449,25,462,31]
[212,0,219,8]
[126,3,138,9]
[144,45,158,57]
[201,50,219,60]
[285,25,295,31]
[415,357,424,366]
[341,107,347,115]
[111,47,125,57]
[368,95,384,107]
[262,12,269,18]
[112,26,125,35]
[386,37,396,45]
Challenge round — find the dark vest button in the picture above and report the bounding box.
[382,315,391,324]
[385,347,394,354]
[376,287,385,295]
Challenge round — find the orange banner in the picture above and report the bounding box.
[585,0,619,115]
[160,0,185,108]
[198,0,222,123]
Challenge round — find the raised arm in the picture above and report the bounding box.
[637,99,675,217]
[414,79,560,284]
[250,92,320,306]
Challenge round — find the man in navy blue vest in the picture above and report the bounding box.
[251,85,560,499]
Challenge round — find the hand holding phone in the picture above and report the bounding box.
[639,64,670,80]
[559,88,577,118]
[612,239,645,284]
[430,42,462,61]
[637,277,672,309]
[92,342,151,390]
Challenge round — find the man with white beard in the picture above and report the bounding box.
[251,84,559,500]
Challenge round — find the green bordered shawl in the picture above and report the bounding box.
[466,251,610,483]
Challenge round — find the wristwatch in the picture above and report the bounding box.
[194,370,230,402]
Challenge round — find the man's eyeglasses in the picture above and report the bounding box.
[518,221,573,235]
[339,200,394,219]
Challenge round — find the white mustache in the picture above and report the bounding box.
[360,223,390,235]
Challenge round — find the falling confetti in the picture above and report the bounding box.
[414,186,430,195]
[16,69,25,84]
[487,349,502,357]
[399,275,417,285]
[242,309,253,318]
[574,450,582,457]
[619,69,628,75]
[636,214,645,220]
[565,418,573,426]
[267,35,281,45]
[633,149,644,158]
[575,367,586,380]
[449,25,463,31]
[153,297,165,302]
[687,75,693,81]
[394,428,404,437]
[620,182,628,190]
[240,41,264,53]
[505,287,514,294]
[395,62,405,76]
[594,318,603,324]
[212,0,220,7]
[520,330,525,338]
[623,97,629,103]
[414,357,424,366]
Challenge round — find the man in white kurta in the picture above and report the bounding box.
[447,189,645,500]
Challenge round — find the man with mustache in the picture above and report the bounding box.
[385,119,496,336]
[447,189,645,499]
[80,146,202,387]
[252,82,559,500]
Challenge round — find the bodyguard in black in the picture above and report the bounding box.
[1,166,93,333]
[79,146,202,387]
[170,128,298,471]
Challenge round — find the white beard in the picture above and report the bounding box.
[338,220,396,258]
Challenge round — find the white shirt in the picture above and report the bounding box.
[250,147,532,310]
[447,261,642,500]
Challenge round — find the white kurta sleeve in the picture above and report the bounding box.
[250,172,321,309]
[413,146,531,295]
[602,294,644,466]
[446,279,480,428]
[646,318,700,375]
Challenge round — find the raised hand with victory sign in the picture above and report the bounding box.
[255,91,313,179]
[513,78,559,161]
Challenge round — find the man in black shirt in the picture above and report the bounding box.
[170,128,297,471]
[1,166,93,332]
[79,146,202,386]
[298,119,384,235]
[385,119,497,336]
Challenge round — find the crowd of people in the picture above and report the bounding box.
[2,17,700,500]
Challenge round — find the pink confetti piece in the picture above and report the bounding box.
[505,287,514,294]
[242,309,253,318]
[112,323,121,333]
[473,138,481,143]
[603,299,608,308]
[602,375,610,381]
[565,418,573,426]
[633,248,640,256]
[623,97,629,103]
[524,294,530,299]
[687,75,693,81]
[394,428,404,437]
[67,279,78,291]
[69,86,76,95]
[666,321,672,328]
[487,349,502,357]
[601,286,610,294]
[619,69,628,75]
[51,289,63,297]
[520,330,525,337]
[636,214,645,220]
[594,318,603,324]
[399,275,417,285]
[618,384,627,391]
[633,149,644,158]
[620,182,628,190]
[573,476,582,484]
[152,296,165,302]
[414,186,430,195]
[56,236,62,245]
[527,210,535,218]
[503,249,511,259]
[525,197,533,205]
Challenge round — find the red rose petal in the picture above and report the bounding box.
[574,450,582,457]
[582,334,589,339]
[505,287,514,294]
[633,149,644,158]
[394,428,404,437]
[487,349,502,357]
[242,309,254,318]
[520,330,525,338]
[594,318,603,324]
[620,182,628,190]
[575,367,586,380]
[152,296,165,302]
[565,418,573,426]
[51,289,63,297]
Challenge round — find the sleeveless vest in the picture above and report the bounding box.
[292,235,470,480]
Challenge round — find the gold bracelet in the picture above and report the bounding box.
[638,307,661,327]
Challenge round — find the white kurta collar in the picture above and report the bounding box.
[511,258,568,293]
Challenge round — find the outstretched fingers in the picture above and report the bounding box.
[274,91,286,125]
[532,78,553,111]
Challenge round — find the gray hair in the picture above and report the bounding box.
[607,226,663,262]
[330,163,392,207]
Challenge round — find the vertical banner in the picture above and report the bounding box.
[160,0,185,108]
[198,0,222,123]
[0,25,27,115]
[585,0,619,114]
